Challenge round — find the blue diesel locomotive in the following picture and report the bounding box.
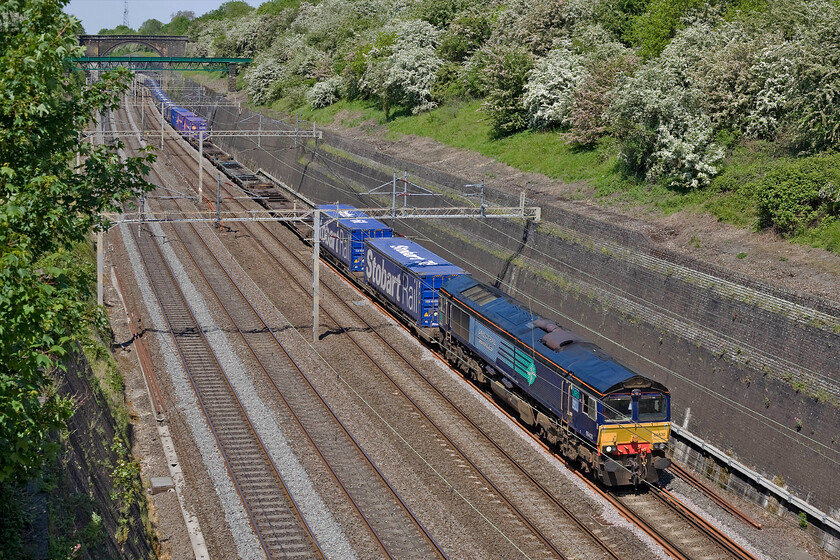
[310,203,671,485]
[438,275,671,486]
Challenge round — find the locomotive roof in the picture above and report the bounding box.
[441,275,668,396]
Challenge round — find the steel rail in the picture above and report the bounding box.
[154,191,448,560]
[668,462,762,530]
[653,488,761,560]
[114,267,166,418]
[112,102,326,559]
[149,109,618,560]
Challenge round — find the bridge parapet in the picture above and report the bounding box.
[78,35,189,57]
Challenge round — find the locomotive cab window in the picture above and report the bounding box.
[638,395,667,421]
[582,393,597,421]
[602,396,632,423]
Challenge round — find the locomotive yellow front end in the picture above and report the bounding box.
[596,422,671,486]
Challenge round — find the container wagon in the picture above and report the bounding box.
[364,237,466,331]
[317,204,392,272]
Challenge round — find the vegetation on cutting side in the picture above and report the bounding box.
[102,0,840,251]
[1,0,156,555]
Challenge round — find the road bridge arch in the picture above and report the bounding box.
[78,35,189,57]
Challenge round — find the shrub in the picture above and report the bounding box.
[522,42,586,129]
[306,75,345,108]
[755,155,840,234]
[245,57,285,104]
[628,0,708,59]
[491,0,570,56]
[437,10,494,62]
[355,21,443,117]
[595,0,650,43]
[413,0,478,27]
[745,40,796,140]
[292,0,390,50]
[786,7,840,151]
[567,50,639,145]
[648,115,725,189]
[431,62,469,102]
[606,22,730,188]
[481,45,534,135]
[689,22,760,132]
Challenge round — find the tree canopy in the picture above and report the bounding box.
[0,0,154,483]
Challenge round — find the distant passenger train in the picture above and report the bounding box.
[315,204,671,486]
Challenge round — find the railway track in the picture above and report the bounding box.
[110,103,329,559]
[608,487,760,560]
[150,187,449,559]
[119,91,766,560]
[127,221,325,559]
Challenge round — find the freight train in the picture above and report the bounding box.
[315,204,671,486]
[139,77,672,485]
[142,77,207,137]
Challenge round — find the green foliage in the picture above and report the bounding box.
[481,45,533,136]
[567,52,640,145]
[787,9,840,151]
[437,11,494,62]
[755,154,840,234]
[628,0,706,58]
[110,439,142,545]
[431,62,470,103]
[137,18,163,35]
[0,483,27,559]
[161,15,193,35]
[256,0,304,16]
[413,0,477,27]
[96,24,135,35]
[798,511,808,529]
[595,0,651,43]
[196,0,254,23]
[0,0,154,485]
[723,0,769,20]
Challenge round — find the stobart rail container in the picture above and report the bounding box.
[364,238,465,328]
[317,204,392,271]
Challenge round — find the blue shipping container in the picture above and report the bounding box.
[169,107,194,127]
[364,238,466,327]
[178,114,207,134]
[317,205,391,271]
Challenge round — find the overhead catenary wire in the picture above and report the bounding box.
[181,80,840,465]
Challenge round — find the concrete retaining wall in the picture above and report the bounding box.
[53,350,154,560]
[191,89,840,519]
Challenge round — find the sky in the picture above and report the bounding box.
[64,0,261,35]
